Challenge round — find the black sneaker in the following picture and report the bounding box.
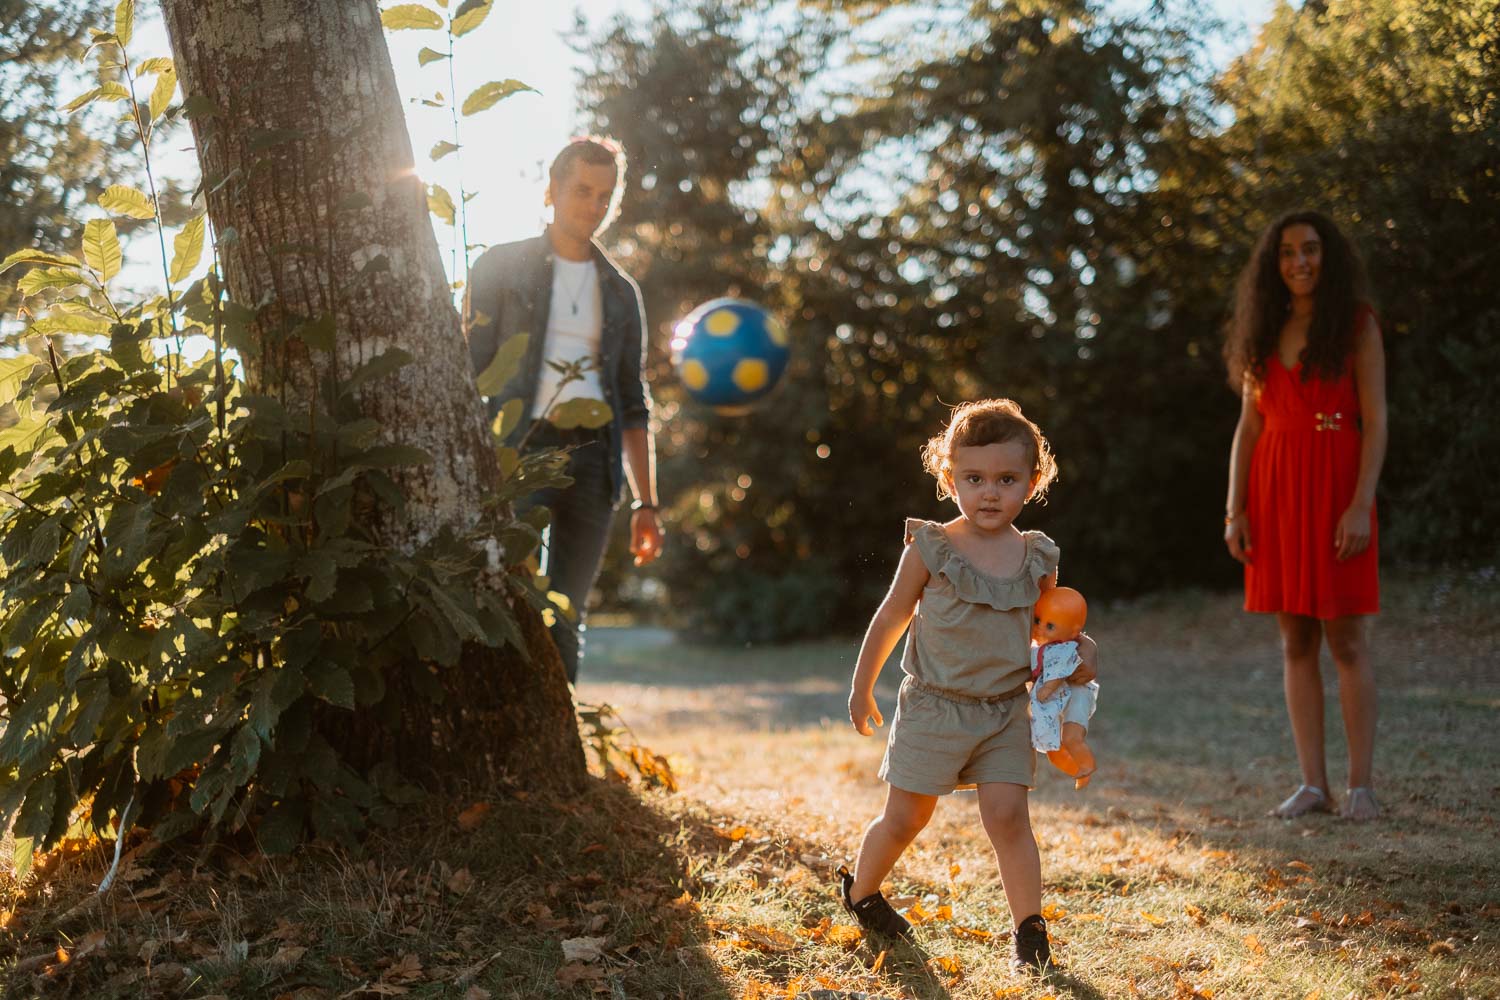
[837,865,913,940]
[1012,913,1052,973]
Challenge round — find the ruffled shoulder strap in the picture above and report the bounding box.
[903,517,946,564]
[1025,530,1060,584]
[904,519,1050,611]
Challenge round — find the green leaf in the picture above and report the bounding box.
[344,347,414,395]
[28,312,109,336]
[450,0,491,36]
[417,46,447,66]
[149,66,177,122]
[380,4,443,29]
[307,662,356,710]
[429,140,459,161]
[99,184,156,220]
[1,249,82,274]
[16,267,86,297]
[475,333,528,396]
[426,184,456,225]
[169,215,206,285]
[294,313,336,352]
[63,82,131,112]
[114,0,134,47]
[491,397,524,439]
[14,773,56,842]
[349,444,433,468]
[422,579,486,641]
[460,79,536,116]
[82,218,122,282]
[549,398,613,430]
[136,56,173,74]
[0,356,43,405]
[11,837,33,882]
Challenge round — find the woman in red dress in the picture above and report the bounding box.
[1223,211,1387,821]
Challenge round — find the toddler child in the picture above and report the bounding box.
[841,399,1097,974]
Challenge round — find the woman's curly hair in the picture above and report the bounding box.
[1224,210,1371,389]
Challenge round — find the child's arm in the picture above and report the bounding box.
[848,544,929,736]
[1071,632,1099,686]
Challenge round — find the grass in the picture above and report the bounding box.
[2,572,1497,998]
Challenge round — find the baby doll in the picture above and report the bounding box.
[1029,586,1100,789]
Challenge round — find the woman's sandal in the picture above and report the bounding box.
[1340,786,1381,821]
[1270,784,1334,819]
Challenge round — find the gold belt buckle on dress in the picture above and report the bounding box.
[1314,411,1344,431]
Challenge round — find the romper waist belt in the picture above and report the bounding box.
[907,676,1029,705]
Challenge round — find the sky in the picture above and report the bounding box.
[122,0,1274,294]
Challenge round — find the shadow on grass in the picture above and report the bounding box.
[0,777,746,999]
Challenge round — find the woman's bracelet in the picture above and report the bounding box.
[1224,511,1242,525]
[631,500,659,512]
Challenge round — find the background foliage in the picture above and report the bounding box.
[579,0,1499,639]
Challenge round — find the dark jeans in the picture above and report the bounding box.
[517,424,616,684]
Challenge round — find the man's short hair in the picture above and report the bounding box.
[547,136,628,228]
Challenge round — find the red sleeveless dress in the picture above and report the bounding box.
[1244,340,1379,619]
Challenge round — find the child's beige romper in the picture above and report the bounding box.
[879,518,1060,795]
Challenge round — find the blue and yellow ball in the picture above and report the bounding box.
[671,298,790,415]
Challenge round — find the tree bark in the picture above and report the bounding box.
[160,0,585,792]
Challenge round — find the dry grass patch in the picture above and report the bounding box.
[2,574,1497,998]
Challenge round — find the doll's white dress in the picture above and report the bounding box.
[1029,640,1100,752]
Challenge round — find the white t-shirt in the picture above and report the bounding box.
[531,257,605,419]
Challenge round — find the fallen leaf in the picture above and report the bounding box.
[952,925,993,941]
[871,948,887,973]
[1243,934,1266,956]
[561,936,608,963]
[1286,860,1313,872]
[930,954,963,976]
[715,824,757,842]
[737,926,798,953]
[555,962,605,987]
[383,953,424,985]
[825,924,863,948]
[1303,990,1323,1000]
[1041,903,1068,921]
[1140,910,1167,926]
[1184,903,1207,925]
[456,803,492,831]
[268,944,308,969]
[446,868,473,894]
[463,988,492,1000]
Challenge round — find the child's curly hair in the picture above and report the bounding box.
[920,399,1058,503]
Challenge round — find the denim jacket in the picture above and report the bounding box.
[463,233,651,503]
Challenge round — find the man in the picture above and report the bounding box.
[464,136,663,684]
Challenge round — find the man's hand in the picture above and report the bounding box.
[629,509,663,566]
[849,689,884,736]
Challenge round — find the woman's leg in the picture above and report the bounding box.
[1323,615,1378,809]
[1277,612,1329,794]
[976,782,1040,925]
[850,786,937,901]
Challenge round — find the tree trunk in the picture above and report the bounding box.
[160,0,585,792]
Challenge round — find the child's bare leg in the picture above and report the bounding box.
[1061,722,1095,787]
[976,782,1041,925]
[851,786,937,901]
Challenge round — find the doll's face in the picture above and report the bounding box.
[1032,587,1087,643]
